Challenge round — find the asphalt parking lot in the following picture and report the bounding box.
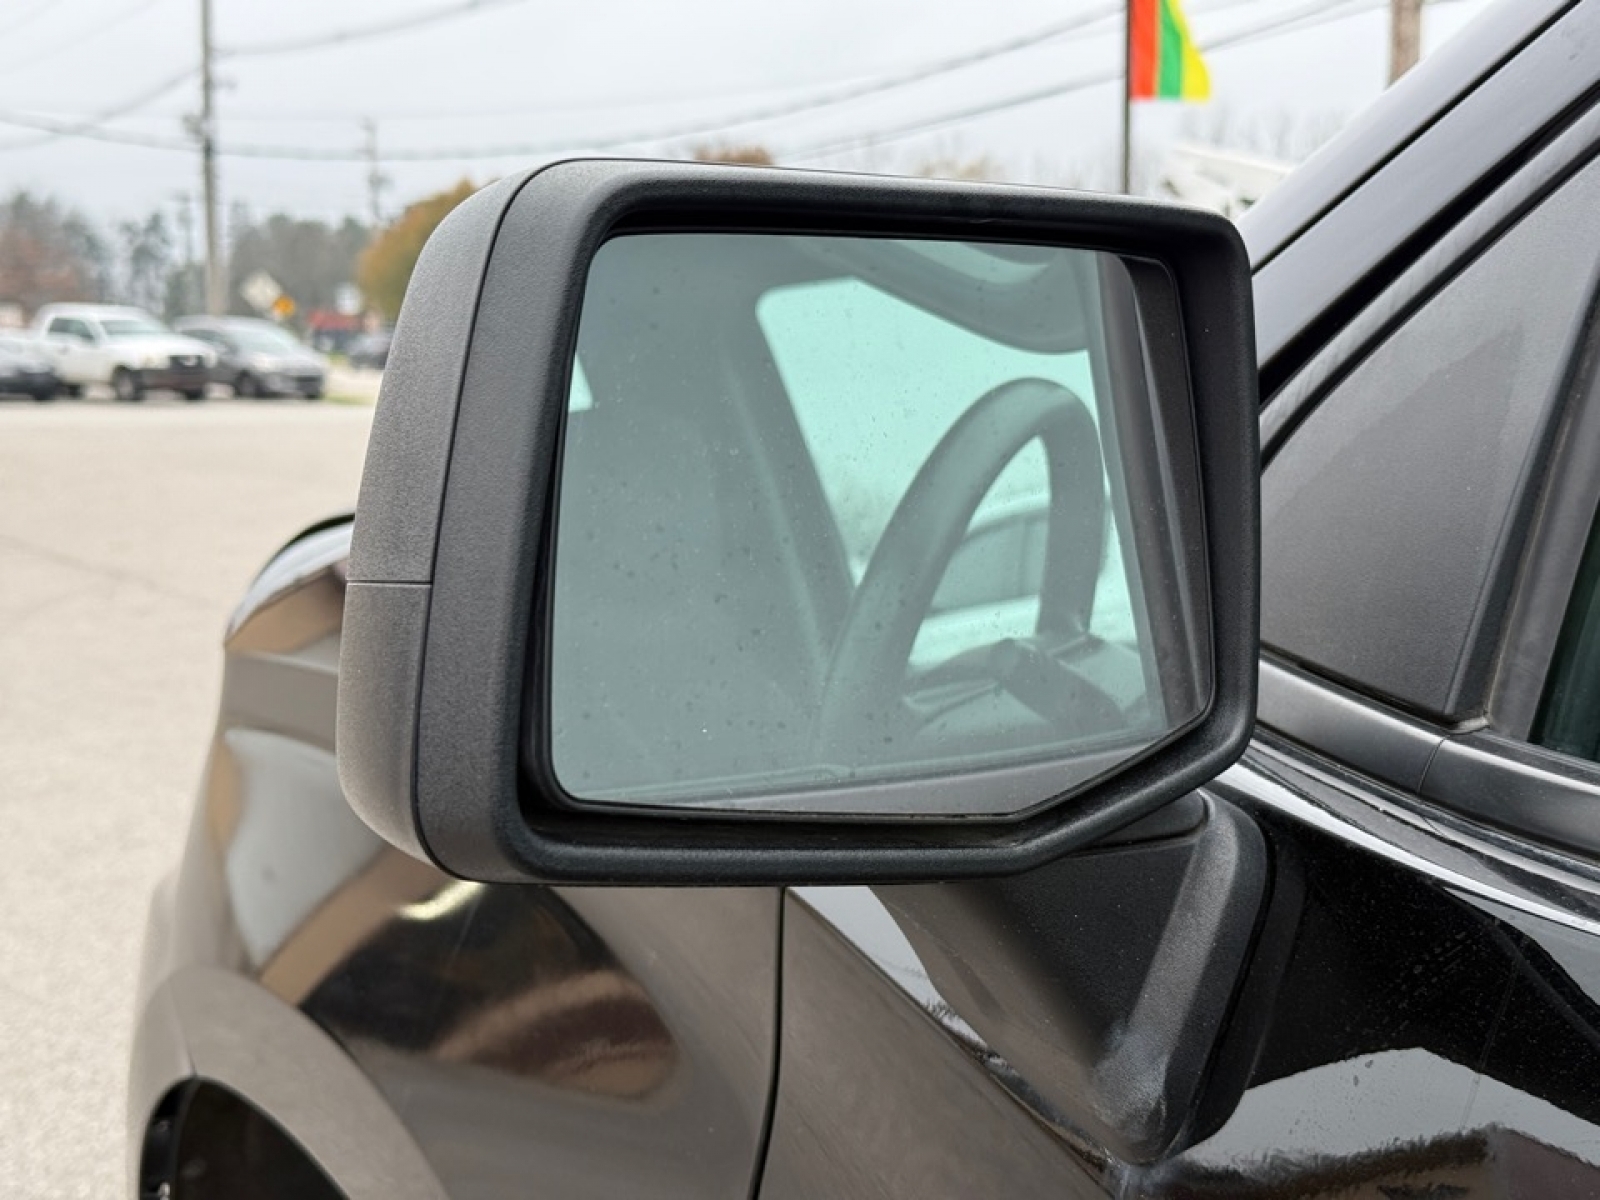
[0,394,375,1196]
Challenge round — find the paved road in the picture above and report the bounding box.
[0,396,374,1197]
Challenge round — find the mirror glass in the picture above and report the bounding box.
[546,232,1207,818]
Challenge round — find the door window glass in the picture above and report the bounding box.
[49,318,92,340]
[1535,516,1600,760]
[1262,156,1600,717]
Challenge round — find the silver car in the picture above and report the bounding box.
[175,317,328,399]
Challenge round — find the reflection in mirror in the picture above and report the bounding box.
[548,233,1206,818]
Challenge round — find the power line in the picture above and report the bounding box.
[0,109,189,151]
[263,2,1129,162]
[8,52,1063,130]
[0,7,1116,136]
[211,0,1273,159]
[0,0,167,75]
[0,1,1123,161]
[217,0,534,59]
[0,0,1446,167]
[0,65,198,153]
[133,71,931,126]
[790,0,1475,163]
[328,2,1126,161]
[227,0,1334,163]
[0,0,1275,162]
[626,3,1122,134]
[784,0,1400,163]
[49,0,1274,129]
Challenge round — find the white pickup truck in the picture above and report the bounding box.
[32,304,217,402]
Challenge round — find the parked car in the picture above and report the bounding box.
[31,305,215,402]
[130,2,1600,1197]
[0,332,60,401]
[346,330,392,370]
[174,316,328,399]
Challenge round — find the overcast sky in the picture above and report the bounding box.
[0,0,1495,227]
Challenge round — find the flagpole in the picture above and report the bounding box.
[1121,0,1133,193]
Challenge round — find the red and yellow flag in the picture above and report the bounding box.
[1129,0,1211,102]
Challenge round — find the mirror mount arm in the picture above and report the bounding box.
[875,794,1290,1165]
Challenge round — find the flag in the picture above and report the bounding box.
[1129,0,1211,102]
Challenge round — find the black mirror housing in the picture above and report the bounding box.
[336,159,1259,885]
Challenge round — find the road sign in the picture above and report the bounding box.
[241,271,282,314]
[271,294,297,320]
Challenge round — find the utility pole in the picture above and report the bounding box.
[1389,0,1423,84]
[1120,2,1133,194]
[199,0,223,313]
[363,119,390,228]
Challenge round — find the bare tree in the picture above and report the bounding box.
[117,213,174,314]
[0,192,109,313]
[912,154,1005,182]
[691,144,775,166]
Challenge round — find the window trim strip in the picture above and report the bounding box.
[1258,656,1445,794]
[1421,730,1600,862]
[1260,656,1600,863]
[1490,287,1600,739]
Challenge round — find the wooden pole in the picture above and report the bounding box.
[1389,0,1423,84]
[200,0,223,313]
[1121,0,1133,193]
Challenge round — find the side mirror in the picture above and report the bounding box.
[337,160,1259,884]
